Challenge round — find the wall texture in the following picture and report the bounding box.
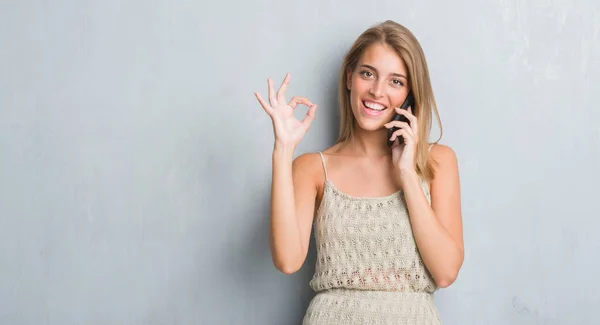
[1,0,599,324]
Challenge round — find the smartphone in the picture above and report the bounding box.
[387,91,415,147]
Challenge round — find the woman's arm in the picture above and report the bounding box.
[254,73,320,274]
[269,149,319,274]
[400,144,464,288]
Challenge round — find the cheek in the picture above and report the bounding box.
[384,108,397,120]
[350,76,369,92]
[391,89,410,107]
[349,83,364,106]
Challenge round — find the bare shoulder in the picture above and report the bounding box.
[292,151,326,185]
[428,143,458,175]
[427,143,461,210]
[293,143,342,167]
[429,143,457,160]
[293,149,332,200]
[293,151,324,170]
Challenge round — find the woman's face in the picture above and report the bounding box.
[347,43,411,132]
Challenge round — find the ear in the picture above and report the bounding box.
[346,68,353,90]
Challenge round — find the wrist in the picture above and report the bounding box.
[395,168,418,186]
[398,167,418,177]
[273,142,296,159]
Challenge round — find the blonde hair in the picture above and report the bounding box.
[336,20,443,181]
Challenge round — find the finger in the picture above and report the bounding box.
[276,73,291,103]
[402,106,418,127]
[395,107,418,131]
[289,96,313,109]
[390,129,403,141]
[394,106,414,117]
[384,120,410,130]
[390,129,403,142]
[390,129,414,142]
[406,106,418,128]
[268,78,278,106]
[301,104,318,128]
[385,121,415,138]
[254,92,273,116]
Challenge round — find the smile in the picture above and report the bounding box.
[362,100,388,116]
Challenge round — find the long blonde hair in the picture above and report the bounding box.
[336,20,443,181]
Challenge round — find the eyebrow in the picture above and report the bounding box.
[360,64,407,80]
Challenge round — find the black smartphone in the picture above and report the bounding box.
[387,91,415,147]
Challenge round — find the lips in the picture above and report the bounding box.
[362,99,388,116]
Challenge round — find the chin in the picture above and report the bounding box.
[354,118,385,132]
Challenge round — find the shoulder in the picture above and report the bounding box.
[293,142,345,176]
[293,151,323,170]
[293,151,327,181]
[428,143,458,168]
[294,143,342,166]
[427,143,459,186]
[293,151,328,197]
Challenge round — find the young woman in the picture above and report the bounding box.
[254,20,464,325]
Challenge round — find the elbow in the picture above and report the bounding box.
[435,268,460,288]
[278,265,301,275]
[272,258,303,275]
[436,250,464,288]
[270,244,307,275]
[435,276,456,288]
[275,263,301,275]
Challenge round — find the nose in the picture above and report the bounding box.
[369,80,384,98]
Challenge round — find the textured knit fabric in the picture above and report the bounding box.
[302,152,441,325]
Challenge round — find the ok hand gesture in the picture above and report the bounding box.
[254,73,318,149]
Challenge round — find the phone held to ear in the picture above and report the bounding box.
[387,91,415,147]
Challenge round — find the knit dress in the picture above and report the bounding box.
[301,152,441,325]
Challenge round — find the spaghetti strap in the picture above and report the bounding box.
[317,151,329,180]
[428,143,435,152]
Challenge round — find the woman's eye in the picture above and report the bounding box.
[392,79,404,86]
[361,70,373,78]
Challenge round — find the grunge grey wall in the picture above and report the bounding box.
[1,0,599,324]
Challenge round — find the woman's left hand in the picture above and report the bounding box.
[384,106,419,179]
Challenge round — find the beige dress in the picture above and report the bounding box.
[302,152,442,325]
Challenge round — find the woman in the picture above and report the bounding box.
[254,20,464,325]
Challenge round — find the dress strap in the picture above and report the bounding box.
[428,143,435,152]
[317,151,329,180]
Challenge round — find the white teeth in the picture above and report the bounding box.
[363,101,386,111]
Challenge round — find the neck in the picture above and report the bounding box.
[344,124,391,157]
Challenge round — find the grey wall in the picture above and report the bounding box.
[1,0,599,324]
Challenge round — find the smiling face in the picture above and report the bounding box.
[346,42,411,132]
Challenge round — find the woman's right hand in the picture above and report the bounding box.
[254,73,318,149]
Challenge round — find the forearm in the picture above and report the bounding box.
[270,145,304,272]
[401,171,463,287]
